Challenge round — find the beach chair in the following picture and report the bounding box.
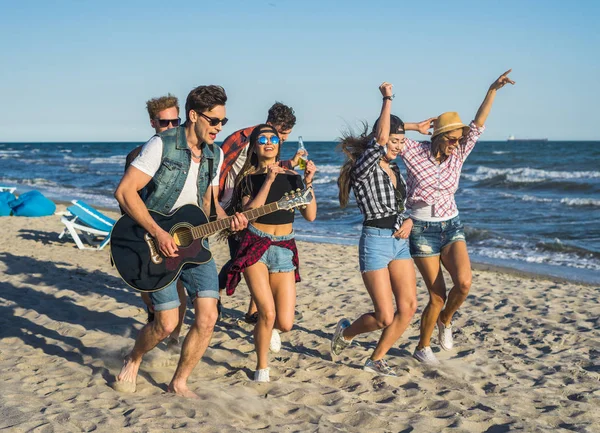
[0,186,16,194]
[59,200,116,250]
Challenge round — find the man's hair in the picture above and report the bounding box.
[185,85,227,120]
[146,94,179,120]
[266,102,296,130]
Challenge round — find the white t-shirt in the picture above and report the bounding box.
[131,135,223,212]
[220,144,248,207]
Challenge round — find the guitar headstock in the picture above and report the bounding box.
[276,188,314,211]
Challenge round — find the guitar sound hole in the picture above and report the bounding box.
[172,227,193,248]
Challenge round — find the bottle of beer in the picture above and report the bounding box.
[297,136,307,170]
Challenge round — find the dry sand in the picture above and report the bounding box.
[1,206,599,432]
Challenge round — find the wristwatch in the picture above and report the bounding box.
[383,95,394,101]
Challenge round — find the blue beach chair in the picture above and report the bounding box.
[59,200,116,250]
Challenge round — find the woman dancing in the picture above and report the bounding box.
[331,82,417,376]
[225,124,317,382]
[403,70,515,365]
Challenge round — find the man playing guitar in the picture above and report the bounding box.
[112,85,247,398]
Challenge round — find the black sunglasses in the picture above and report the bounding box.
[198,112,228,127]
[155,117,181,128]
[444,135,463,145]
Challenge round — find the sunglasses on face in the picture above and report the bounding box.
[444,135,463,145]
[257,135,280,146]
[155,117,181,128]
[198,112,228,127]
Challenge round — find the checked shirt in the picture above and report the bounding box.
[401,121,484,219]
[351,139,408,231]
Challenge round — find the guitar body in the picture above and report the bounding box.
[110,204,212,292]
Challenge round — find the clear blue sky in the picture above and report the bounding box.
[0,0,598,142]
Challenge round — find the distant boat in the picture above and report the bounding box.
[507,135,548,143]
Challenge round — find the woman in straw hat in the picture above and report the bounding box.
[401,70,515,365]
[331,82,423,376]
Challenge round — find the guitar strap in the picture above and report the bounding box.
[208,144,217,222]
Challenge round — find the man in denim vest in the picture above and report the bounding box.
[124,94,188,346]
[113,85,248,398]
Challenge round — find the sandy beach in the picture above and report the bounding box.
[1,206,599,433]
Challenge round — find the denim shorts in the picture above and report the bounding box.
[359,226,412,273]
[409,215,466,258]
[149,241,219,311]
[248,224,296,273]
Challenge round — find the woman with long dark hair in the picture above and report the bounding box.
[331,83,417,376]
[224,124,317,382]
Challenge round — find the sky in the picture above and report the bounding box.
[0,0,598,142]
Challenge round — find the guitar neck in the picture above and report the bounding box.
[190,202,280,239]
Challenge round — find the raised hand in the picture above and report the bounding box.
[416,117,437,135]
[304,160,317,184]
[489,69,516,92]
[266,163,285,182]
[379,82,393,98]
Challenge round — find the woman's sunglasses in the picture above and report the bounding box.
[198,112,228,127]
[155,117,181,128]
[257,135,280,146]
[444,135,463,145]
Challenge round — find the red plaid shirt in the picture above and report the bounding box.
[219,125,294,202]
[401,121,484,218]
[225,228,300,295]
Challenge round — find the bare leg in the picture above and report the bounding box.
[244,263,275,370]
[439,241,472,325]
[371,259,417,360]
[141,292,153,319]
[270,271,296,333]
[168,297,218,398]
[168,280,187,343]
[414,256,447,350]
[342,268,395,340]
[115,308,179,391]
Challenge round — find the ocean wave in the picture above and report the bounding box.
[315,164,341,174]
[463,166,600,183]
[500,192,600,208]
[314,175,337,185]
[492,151,510,155]
[90,155,127,164]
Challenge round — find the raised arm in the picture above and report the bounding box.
[375,82,393,145]
[474,69,515,127]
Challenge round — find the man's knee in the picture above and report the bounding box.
[153,310,179,338]
[194,308,218,332]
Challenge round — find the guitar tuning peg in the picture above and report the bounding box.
[296,188,301,192]
[289,209,294,213]
[284,192,289,197]
[302,205,307,209]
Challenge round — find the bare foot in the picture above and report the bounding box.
[167,381,200,399]
[112,356,140,393]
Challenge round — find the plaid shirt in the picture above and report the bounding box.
[219,125,293,202]
[401,121,484,218]
[225,228,300,295]
[351,139,408,231]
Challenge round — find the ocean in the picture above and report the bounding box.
[1,139,599,284]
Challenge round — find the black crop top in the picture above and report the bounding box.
[242,173,304,225]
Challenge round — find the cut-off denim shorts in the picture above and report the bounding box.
[149,239,219,311]
[248,224,296,273]
[359,226,412,273]
[409,215,466,258]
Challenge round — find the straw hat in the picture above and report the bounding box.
[432,112,470,139]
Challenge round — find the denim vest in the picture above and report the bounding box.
[144,126,220,213]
